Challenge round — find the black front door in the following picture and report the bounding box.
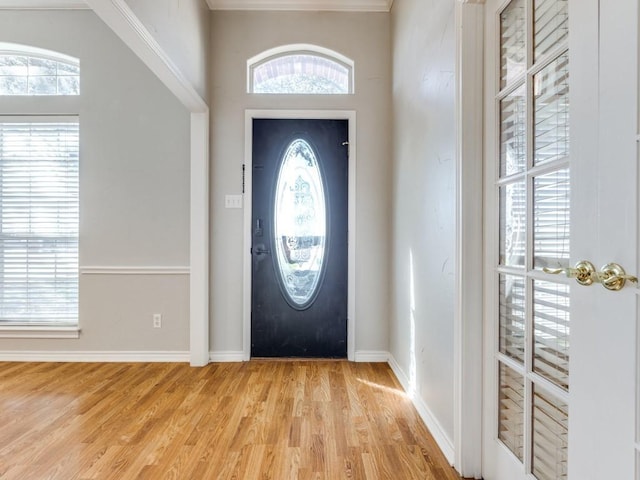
[251,119,348,358]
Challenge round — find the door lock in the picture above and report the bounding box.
[252,244,270,256]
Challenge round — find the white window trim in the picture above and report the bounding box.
[1,42,81,341]
[0,326,80,339]
[0,117,80,335]
[0,42,79,66]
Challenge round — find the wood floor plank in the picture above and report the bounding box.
[0,360,468,479]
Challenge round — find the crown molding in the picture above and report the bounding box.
[206,0,393,12]
[0,0,396,12]
[0,0,88,8]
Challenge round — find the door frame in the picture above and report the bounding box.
[482,0,531,476]
[242,109,357,361]
[454,1,485,477]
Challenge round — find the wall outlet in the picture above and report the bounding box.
[153,313,162,328]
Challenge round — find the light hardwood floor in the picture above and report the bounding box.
[0,360,466,479]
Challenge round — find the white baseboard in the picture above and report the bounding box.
[206,352,386,363]
[354,350,390,362]
[0,351,190,363]
[387,354,455,465]
[209,351,246,362]
[0,350,247,364]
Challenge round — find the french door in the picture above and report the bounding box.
[483,0,639,479]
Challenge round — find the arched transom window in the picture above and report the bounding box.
[248,44,354,95]
[0,42,80,96]
[0,43,80,334]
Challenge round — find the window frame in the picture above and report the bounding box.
[0,42,80,96]
[0,43,80,339]
[247,44,355,95]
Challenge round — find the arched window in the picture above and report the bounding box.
[248,44,354,95]
[0,42,80,96]
[0,43,79,335]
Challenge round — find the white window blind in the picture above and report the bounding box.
[0,119,79,326]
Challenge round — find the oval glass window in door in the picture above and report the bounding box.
[274,138,326,309]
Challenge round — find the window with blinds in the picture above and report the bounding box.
[0,120,79,326]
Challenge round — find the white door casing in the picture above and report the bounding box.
[454,0,485,477]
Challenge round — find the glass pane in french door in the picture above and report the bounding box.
[499,274,525,362]
[500,85,526,176]
[532,386,568,479]
[499,362,525,461]
[533,169,570,269]
[500,0,526,89]
[495,1,570,478]
[532,280,569,389]
[533,0,568,61]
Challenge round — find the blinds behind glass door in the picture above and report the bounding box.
[0,120,79,325]
[496,0,570,478]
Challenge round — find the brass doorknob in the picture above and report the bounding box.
[598,263,638,291]
[543,260,596,286]
[543,261,638,291]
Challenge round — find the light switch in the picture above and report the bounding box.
[225,194,243,209]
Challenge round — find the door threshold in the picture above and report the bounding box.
[250,357,348,362]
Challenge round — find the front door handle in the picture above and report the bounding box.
[252,244,270,255]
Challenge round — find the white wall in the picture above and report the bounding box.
[124,0,210,102]
[0,10,191,355]
[209,11,392,357]
[390,0,457,448]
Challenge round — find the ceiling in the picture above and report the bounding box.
[0,0,394,11]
